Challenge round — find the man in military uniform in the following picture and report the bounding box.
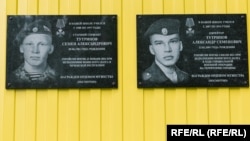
[10,19,58,88]
[142,18,189,87]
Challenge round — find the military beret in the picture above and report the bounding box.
[15,19,52,45]
[144,18,180,38]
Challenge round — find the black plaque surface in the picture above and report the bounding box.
[6,15,117,89]
[137,14,249,87]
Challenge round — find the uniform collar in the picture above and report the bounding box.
[155,60,178,83]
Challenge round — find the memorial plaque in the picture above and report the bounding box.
[6,15,117,89]
[137,14,249,87]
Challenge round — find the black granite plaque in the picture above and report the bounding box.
[6,15,117,89]
[137,14,249,87]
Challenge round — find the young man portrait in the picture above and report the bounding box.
[140,18,190,87]
[9,19,58,88]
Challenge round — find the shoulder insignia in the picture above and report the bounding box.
[142,72,152,81]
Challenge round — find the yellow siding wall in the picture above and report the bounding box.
[1,0,250,141]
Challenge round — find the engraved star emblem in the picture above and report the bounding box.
[161,28,168,35]
[32,27,38,32]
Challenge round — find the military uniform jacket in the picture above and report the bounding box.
[141,62,190,87]
[9,64,58,88]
